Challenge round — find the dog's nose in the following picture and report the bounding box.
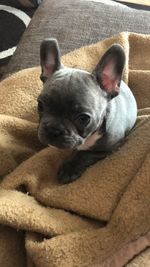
[44,123,67,137]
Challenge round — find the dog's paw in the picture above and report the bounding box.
[57,161,81,184]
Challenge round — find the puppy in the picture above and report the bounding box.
[37,39,137,184]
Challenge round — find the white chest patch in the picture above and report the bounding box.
[77,131,103,151]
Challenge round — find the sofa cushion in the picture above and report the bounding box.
[3,0,150,78]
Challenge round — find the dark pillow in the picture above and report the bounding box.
[17,0,42,8]
[0,0,41,78]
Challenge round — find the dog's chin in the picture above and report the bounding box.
[38,134,83,149]
[48,140,82,149]
[48,142,76,149]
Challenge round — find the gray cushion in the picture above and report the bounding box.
[3,0,150,78]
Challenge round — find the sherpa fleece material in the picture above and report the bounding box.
[0,32,150,267]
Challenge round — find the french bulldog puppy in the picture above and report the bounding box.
[38,39,137,184]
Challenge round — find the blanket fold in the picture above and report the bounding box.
[0,32,150,267]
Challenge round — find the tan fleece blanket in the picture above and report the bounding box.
[0,32,150,267]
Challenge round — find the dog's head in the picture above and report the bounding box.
[37,39,125,149]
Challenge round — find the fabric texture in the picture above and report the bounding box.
[2,0,150,79]
[0,32,150,267]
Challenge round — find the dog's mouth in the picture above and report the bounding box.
[48,138,82,149]
[38,132,83,149]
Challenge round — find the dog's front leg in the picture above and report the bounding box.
[57,150,108,184]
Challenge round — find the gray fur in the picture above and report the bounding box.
[38,39,137,183]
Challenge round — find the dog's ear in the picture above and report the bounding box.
[40,38,62,83]
[93,44,125,98]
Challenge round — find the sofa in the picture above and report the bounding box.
[0,1,150,267]
[2,0,150,79]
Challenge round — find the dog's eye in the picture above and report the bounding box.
[38,101,44,113]
[77,113,91,127]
